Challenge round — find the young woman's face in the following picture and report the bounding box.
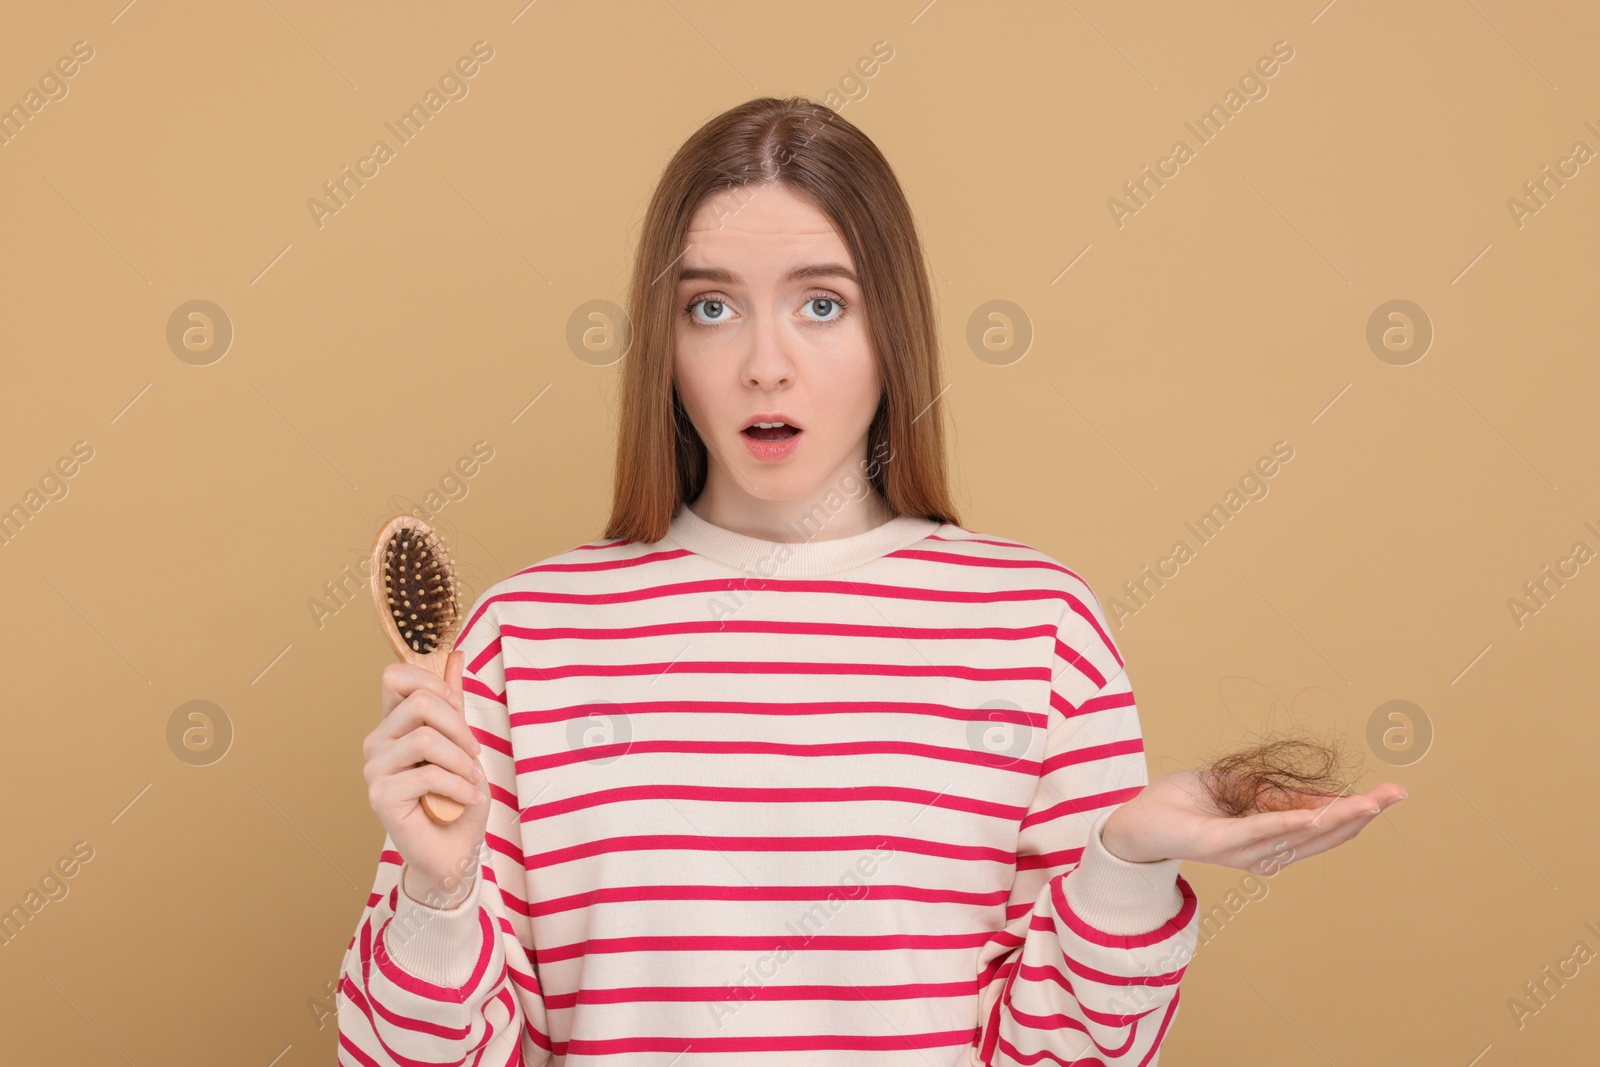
[672,182,880,511]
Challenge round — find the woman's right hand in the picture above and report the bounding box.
[363,650,491,908]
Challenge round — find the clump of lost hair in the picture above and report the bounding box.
[1196,729,1364,817]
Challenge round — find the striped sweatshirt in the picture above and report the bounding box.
[337,502,1200,1066]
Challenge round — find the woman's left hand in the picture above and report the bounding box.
[1099,770,1408,873]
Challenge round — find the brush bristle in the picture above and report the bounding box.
[380,524,460,655]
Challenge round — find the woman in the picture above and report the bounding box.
[338,96,1405,1066]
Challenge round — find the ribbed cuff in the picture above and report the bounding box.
[383,862,484,987]
[1062,806,1184,936]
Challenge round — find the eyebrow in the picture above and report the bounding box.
[676,262,860,286]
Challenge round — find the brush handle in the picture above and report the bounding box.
[420,792,467,823]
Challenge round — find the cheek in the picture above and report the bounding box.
[671,340,722,428]
[671,334,699,394]
[832,337,880,413]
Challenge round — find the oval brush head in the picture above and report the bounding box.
[369,514,468,824]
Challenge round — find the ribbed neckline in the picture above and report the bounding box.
[659,502,941,578]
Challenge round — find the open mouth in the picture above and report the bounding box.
[741,421,801,442]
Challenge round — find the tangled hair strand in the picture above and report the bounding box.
[1197,729,1364,817]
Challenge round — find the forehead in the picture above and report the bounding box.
[680,184,851,280]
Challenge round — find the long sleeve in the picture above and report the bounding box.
[970,587,1200,1067]
[336,593,554,1066]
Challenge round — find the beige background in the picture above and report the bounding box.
[2,1,1596,1063]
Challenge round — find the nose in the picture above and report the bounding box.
[740,302,796,389]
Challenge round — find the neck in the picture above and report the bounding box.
[687,487,894,544]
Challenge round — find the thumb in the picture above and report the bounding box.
[444,649,465,711]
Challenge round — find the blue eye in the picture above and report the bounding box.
[683,298,728,326]
[803,296,847,321]
[679,291,851,329]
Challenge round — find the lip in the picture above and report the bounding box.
[740,427,803,463]
[739,412,803,464]
[740,411,803,431]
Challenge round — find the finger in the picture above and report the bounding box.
[440,650,482,757]
[1302,787,1404,831]
[380,687,480,771]
[1291,787,1406,855]
[381,660,455,719]
[374,762,486,814]
[1219,804,1331,847]
[1276,807,1386,867]
[384,678,479,761]
[444,650,470,729]
[1363,783,1409,808]
[369,719,484,785]
[1181,805,1322,870]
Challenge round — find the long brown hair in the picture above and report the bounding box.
[602,96,961,544]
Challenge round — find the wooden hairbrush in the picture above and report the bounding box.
[370,514,469,825]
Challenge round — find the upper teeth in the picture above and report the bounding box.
[753,421,788,429]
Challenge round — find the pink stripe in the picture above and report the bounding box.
[485,577,1078,609]
[372,903,494,1002]
[925,530,1035,553]
[503,618,1054,643]
[1039,737,1145,775]
[473,725,512,759]
[1012,959,1166,1025]
[1062,592,1123,669]
[516,545,689,574]
[511,698,1048,728]
[894,547,1088,584]
[345,945,471,1051]
[335,1028,384,1067]
[1004,997,1137,1058]
[1020,786,1143,831]
[521,782,1027,822]
[1054,633,1108,689]
[517,737,1045,776]
[991,983,1178,1067]
[466,633,500,676]
[559,1029,976,1056]
[553,978,976,1006]
[508,659,1044,683]
[461,674,506,706]
[523,831,1014,870]
[1072,688,1136,718]
[525,880,1007,917]
[535,930,991,964]
[1053,873,1199,952]
[1015,846,1086,873]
